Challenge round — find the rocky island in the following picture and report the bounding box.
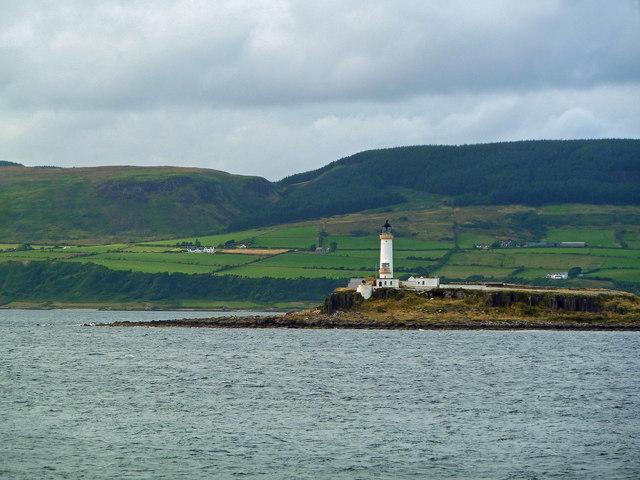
[102,285,640,330]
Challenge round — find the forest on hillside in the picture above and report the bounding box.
[238,139,639,228]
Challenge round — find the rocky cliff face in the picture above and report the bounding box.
[483,291,602,312]
[322,291,364,314]
[322,287,468,314]
[323,287,611,314]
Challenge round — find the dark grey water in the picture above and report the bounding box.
[1,309,639,479]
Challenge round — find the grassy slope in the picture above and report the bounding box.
[0,166,278,243]
[3,203,640,295]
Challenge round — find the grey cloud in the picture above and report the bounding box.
[3,85,639,179]
[0,1,638,178]
[0,0,639,110]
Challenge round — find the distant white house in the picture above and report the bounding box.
[187,247,215,254]
[546,272,569,280]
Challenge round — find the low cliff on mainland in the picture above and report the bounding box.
[105,286,640,330]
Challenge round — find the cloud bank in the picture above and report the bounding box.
[1,0,639,178]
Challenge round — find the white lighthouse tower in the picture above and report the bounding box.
[376,220,399,288]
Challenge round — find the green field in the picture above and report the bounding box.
[68,252,264,274]
[623,230,640,249]
[456,232,496,248]
[2,204,640,291]
[0,250,79,261]
[434,265,516,279]
[544,227,619,248]
[224,264,373,279]
[582,268,640,282]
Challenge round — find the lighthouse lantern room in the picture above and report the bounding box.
[376,220,400,288]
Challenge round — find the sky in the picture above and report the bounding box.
[1,1,639,180]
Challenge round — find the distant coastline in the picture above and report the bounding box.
[0,300,303,312]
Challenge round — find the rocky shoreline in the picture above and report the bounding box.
[101,315,640,330]
[96,286,640,331]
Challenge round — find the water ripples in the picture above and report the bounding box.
[1,309,639,479]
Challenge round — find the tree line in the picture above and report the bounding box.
[0,261,344,304]
[247,139,640,228]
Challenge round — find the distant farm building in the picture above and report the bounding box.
[187,247,215,253]
[546,272,569,280]
[402,276,440,289]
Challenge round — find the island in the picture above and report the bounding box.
[101,284,640,330]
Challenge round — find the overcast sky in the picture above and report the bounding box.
[1,1,639,179]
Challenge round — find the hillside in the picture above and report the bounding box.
[1,139,639,243]
[0,166,278,243]
[258,139,640,227]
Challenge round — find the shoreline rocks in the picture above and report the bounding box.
[95,286,640,331]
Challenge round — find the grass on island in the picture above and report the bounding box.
[346,288,640,328]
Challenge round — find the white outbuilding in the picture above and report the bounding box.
[402,276,440,290]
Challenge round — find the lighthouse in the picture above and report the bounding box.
[347,219,439,293]
[379,220,394,278]
[377,220,400,288]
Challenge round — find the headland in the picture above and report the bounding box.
[102,284,640,330]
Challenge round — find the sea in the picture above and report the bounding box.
[1,309,639,479]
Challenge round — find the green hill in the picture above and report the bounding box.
[1,139,639,243]
[0,166,278,243]
[250,139,640,227]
